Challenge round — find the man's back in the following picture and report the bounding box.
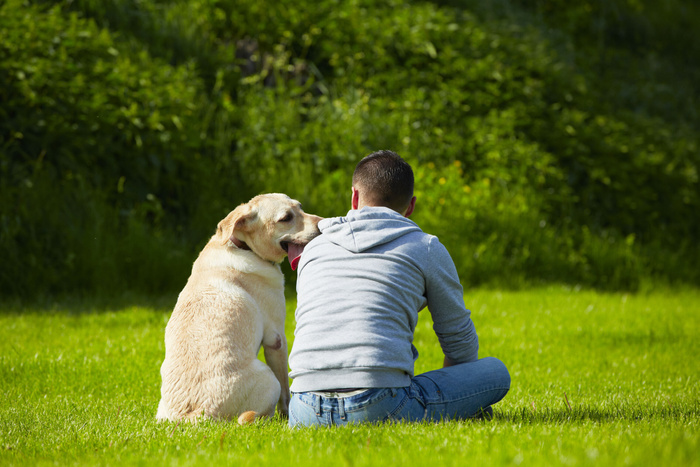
[289,206,478,392]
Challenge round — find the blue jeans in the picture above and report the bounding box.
[289,357,510,427]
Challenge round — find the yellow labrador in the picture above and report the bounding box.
[157,193,321,424]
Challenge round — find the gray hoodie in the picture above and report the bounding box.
[288,206,479,392]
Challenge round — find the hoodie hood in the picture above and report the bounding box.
[318,206,422,253]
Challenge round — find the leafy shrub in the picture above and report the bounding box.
[0,0,231,296]
[222,0,697,288]
[1,0,698,297]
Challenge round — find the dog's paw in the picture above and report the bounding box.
[237,411,257,425]
[277,399,289,419]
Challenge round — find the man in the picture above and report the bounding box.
[288,150,510,427]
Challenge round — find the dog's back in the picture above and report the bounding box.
[157,238,283,421]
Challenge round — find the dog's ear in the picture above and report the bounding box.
[217,205,253,246]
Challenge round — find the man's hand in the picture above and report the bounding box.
[443,356,458,368]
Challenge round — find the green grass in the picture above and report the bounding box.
[1,287,699,466]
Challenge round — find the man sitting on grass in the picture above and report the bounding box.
[287,150,510,427]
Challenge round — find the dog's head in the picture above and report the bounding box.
[216,193,322,264]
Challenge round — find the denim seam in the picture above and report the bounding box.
[294,389,396,416]
[386,392,412,422]
[424,386,510,406]
[335,389,395,413]
[338,398,346,420]
[418,370,510,403]
[295,394,319,409]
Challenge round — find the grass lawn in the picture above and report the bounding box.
[1,287,698,466]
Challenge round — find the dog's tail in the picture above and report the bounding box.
[237,411,258,425]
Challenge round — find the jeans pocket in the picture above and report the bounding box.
[385,391,412,422]
[384,382,429,422]
[334,388,402,424]
[343,388,393,411]
[357,386,424,423]
[289,393,323,427]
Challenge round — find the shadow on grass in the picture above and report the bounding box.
[0,292,178,315]
[0,283,303,315]
[499,404,699,424]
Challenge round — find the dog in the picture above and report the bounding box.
[156,193,321,424]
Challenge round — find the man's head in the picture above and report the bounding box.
[351,150,416,217]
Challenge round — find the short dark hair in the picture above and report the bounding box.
[352,150,414,212]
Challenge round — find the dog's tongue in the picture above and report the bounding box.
[287,243,305,271]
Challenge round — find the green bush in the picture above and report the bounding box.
[1,0,698,297]
[0,1,234,296]
[221,0,698,288]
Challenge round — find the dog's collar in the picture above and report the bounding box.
[231,238,278,266]
[231,236,251,250]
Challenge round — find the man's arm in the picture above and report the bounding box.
[424,236,479,364]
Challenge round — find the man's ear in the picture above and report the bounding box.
[218,205,251,245]
[403,196,416,218]
[351,186,360,210]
